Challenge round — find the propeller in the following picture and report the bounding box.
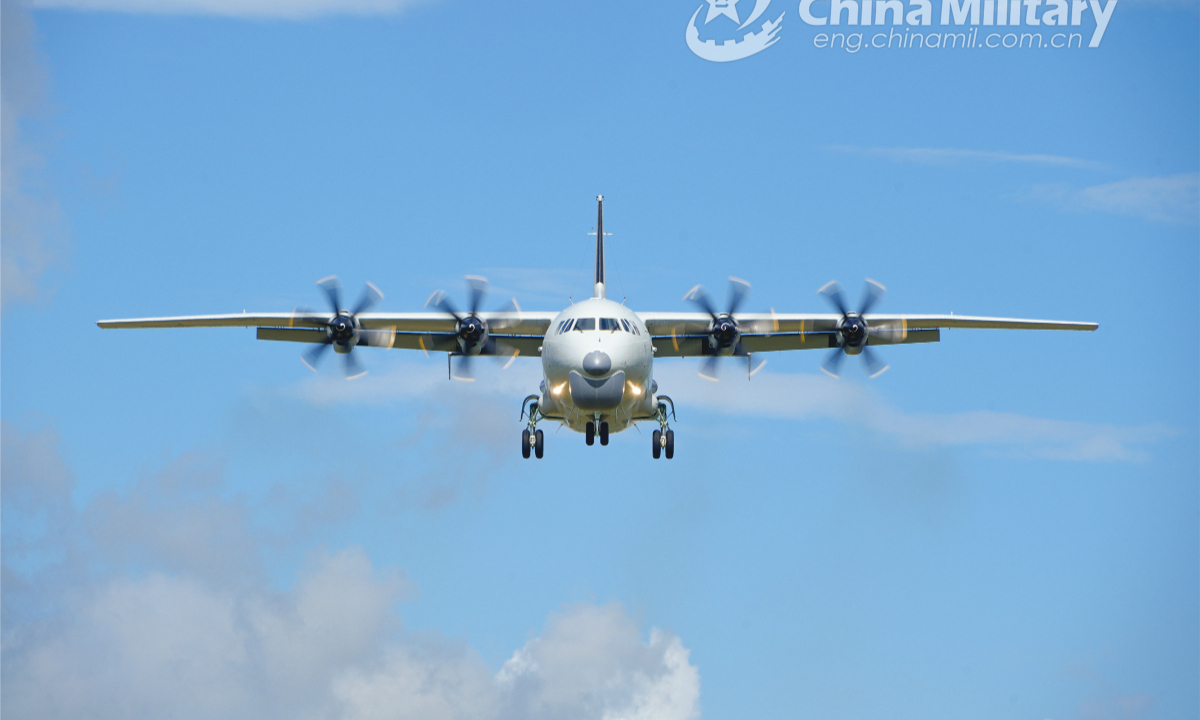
[300,276,384,379]
[683,277,752,381]
[816,278,897,379]
[426,276,521,380]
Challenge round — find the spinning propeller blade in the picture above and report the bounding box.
[299,276,382,378]
[684,277,753,381]
[818,278,893,379]
[430,276,522,379]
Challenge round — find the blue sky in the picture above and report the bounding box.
[1,0,1197,717]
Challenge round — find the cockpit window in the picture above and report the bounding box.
[599,318,621,331]
[620,319,631,333]
[574,318,596,331]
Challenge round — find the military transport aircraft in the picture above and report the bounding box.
[98,197,1098,460]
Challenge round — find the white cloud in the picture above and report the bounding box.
[30,0,426,18]
[1034,173,1199,225]
[493,604,699,720]
[656,366,1170,462]
[826,145,1107,170]
[1077,692,1155,720]
[1,424,701,720]
[1,0,70,314]
[285,359,1169,462]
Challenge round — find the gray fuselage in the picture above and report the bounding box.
[537,296,657,434]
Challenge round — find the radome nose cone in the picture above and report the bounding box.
[582,351,612,377]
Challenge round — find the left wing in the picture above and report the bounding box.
[637,312,1098,358]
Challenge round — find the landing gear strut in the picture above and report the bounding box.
[652,396,676,460]
[520,395,544,460]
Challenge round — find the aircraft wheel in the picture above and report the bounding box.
[534,429,544,459]
[521,429,531,459]
[586,422,595,446]
[652,429,661,459]
[665,429,675,460]
[599,422,609,446]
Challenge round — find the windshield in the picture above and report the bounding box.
[599,318,621,331]
[573,318,596,331]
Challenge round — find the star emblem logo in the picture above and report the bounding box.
[705,0,741,24]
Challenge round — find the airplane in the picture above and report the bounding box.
[98,196,1098,460]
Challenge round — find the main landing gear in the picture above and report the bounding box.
[652,396,676,460]
[520,395,544,460]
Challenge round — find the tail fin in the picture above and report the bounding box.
[593,195,606,299]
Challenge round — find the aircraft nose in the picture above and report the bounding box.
[582,350,612,377]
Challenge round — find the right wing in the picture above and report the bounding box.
[98,312,558,357]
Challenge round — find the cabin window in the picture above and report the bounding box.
[599,318,621,331]
[574,318,596,331]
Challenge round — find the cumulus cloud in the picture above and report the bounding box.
[30,0,427,18]
[1,0,70,314]
[1,423,700,720]
[826,145,1107,170]
[1034,173,1200,225]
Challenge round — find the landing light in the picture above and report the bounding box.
[628,383,642,396]
[552,382,566,396]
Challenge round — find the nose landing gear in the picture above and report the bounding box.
[585,414,610,447]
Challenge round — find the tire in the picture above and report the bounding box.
[534,429,544,459]
[652,429,661,459]
[665,429,675,460]
[586,421,595,446]
[521,429,531,459]
[599,422,609,446]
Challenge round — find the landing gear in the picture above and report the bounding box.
[651,396,677,460]
[520,394,545,460]
[586,421,595,446]
[651,429,674,459]
[599,421,609,446]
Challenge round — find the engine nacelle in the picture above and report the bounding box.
[456,315,490,355]
[706,315,741,355]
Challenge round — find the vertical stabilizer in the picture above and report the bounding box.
[593,196,606,299]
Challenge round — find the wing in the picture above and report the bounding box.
[98,312,558,356]
[636,312,1098,358]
